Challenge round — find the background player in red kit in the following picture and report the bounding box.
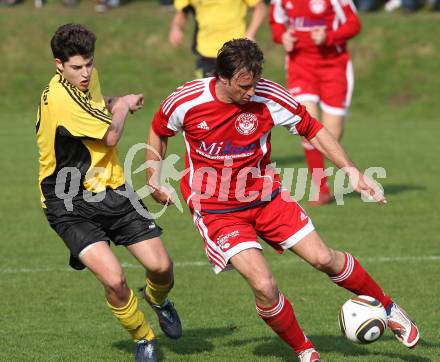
[146,39,419,361]
[269,0,361,204]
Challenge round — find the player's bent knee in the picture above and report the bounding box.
[252,277,278,304]
[104,276,129,300]
[312,250,335,272]
[148,257,173,276]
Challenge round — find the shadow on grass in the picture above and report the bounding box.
[231,334,431,362]
[383,184,426,195]
[113,326,237,357]
[113,330,435,361]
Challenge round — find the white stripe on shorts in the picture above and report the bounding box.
[291,93,320,104]
[320,100,347,116]
[279,219,315,249]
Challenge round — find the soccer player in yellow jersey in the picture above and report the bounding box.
[36,24,181,362]
[169,0,267,77]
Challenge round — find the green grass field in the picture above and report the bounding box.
[1,2,439,361]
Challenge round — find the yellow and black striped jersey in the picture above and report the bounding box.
[174,0,261,58]
[36,68,124,207]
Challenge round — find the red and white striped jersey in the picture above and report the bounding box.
[269,0,361,57]
[152,77,323,212]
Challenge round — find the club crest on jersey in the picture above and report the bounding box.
[309,0,326,14]
[235,113,258,135]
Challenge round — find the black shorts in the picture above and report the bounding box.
[44,184,162,270]
[195,55,216,78]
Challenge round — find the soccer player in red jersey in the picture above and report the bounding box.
[146,39,419,361]
[269,0,361,205]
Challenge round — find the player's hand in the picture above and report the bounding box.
[169,28,183,47]
[347,168,387,205]
[311,26,326,46]
[123,94,144,113]
[281,31,297,52]
[148,184,176,206]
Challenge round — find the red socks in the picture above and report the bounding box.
[330,252,393,309]
[256,254,392,355]
[302,141,331,196]
[256,292,314,354]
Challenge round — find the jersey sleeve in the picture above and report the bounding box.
[56,69,111,140]
[151,86,186,138]
[325,0,361,46]
[254,79,323,140]
[292,105,323,140]
[152,80,206,137]
[151,109,179,138]
[61,103,111,140]
[269,0,287,44]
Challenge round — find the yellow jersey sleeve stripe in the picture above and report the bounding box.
[57,73,111,122]
[68,82,112,121]
[61,80,112,124]
[60,79,112,125]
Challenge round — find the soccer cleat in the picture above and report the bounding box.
[387,303,420,348]
[297,348,321,362]
[135,339,157,362]
[142,287,182,339]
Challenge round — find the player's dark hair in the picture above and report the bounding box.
[215,39,264,80]
[51,24,96,63]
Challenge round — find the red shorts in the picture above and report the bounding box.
[286,53,354,116]
[191,190,315,274]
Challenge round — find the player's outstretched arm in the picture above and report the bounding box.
[146,127,175,205]
[245,0,267,41]
[169,10,187,47]
[103,94,144,147]
[310,127,387,204]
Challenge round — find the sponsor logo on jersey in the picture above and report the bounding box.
[197,121,210,130]
[309,0,326,14]
[287,17,326,31]
[196,140,256,160]
[217,230,240,250]
[235,113,258,135]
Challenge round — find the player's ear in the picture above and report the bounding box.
[55,58,64,73]
[218,74,228,85]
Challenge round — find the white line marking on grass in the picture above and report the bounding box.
[1,255,439,274]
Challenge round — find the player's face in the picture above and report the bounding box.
[225,70,260,105]
[55,55,94,91]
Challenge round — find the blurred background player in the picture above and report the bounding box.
[145,39,419,361]
[36,24,181,362]
[269,0,361,205]
[169,0,267,77]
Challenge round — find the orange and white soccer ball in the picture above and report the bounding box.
[338,295,387,344]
